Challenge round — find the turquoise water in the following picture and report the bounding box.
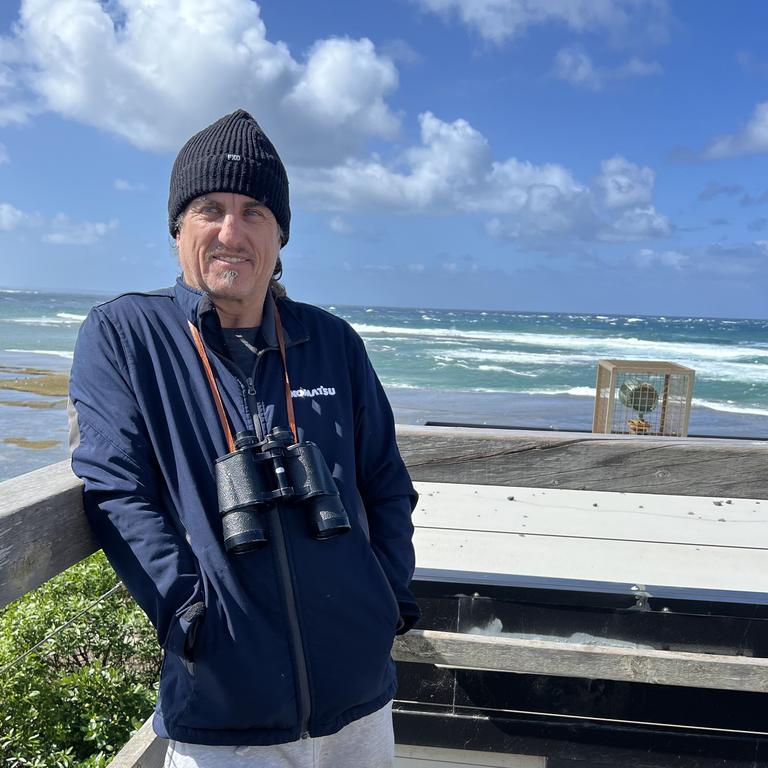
[1,288,767,480]
[334,305,768,419]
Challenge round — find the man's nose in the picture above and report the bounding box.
[217,213,244,248]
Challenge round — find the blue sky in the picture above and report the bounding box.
[0,0,767,317]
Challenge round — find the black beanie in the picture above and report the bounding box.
[168,109,290,244]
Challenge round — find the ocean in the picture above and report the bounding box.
[1,287,767,482]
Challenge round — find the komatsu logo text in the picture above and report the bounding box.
[291,385,336,398]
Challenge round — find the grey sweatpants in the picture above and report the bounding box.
[164,701,394,768]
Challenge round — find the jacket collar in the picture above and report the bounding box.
[173,277,309,350]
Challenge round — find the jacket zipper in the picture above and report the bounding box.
[270,505,312,737]
[247,360,312,738]
[211,333,313,737]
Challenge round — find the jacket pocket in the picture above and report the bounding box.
[292,523,400,726]
[370,550,401,632]
[174,570,298,732]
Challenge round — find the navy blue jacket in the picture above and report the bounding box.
[69,279,419,746]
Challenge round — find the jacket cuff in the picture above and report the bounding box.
[395,601,420,635]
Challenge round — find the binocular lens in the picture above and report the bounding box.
[310,497,352,540]
[222,507,269,553]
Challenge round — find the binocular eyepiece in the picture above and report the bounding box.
[215,427,351,554]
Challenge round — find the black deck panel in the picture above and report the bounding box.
[394,575,768,766]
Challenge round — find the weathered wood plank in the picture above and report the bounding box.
[395,744,546,767]
[414,481,768,548]
[0,459,95,610]
[393,629,768,693]
[414,522,768,594]
[412,482,768,593]
[2,427,767,611]
[395,426,768,499]
[106,716,165,768]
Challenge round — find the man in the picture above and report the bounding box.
[69,109,419,767]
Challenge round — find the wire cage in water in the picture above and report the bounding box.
[593,360,695,436]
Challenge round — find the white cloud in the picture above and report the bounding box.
[553,48,602,89]
[554,48,661,90]
[704,101,768,159]
[0,142,8,164]
[0,202,27,230]
[631,241,768,275]
[413,0,669,45]
[114,178,145,192]
[0,200,116,243]
[2,0,400,163]
[634,248,688,270]
[294,112,494,212]
[698,181,744,201]
[619,57,662,78]
[328,215,353,234]
[441,257,479,273]
[698,241,768,275]
[380,39,423,67]
[284,38,398,140]
[294,112,670,248]
[605,206,672,240]
[43,214,117,245]
[0,40,37,125]
[597,156,655,208]
[295,111,587,221]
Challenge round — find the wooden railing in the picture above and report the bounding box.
[2,426,767,766]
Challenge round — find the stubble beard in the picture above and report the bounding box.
[219,269,239,286]
[206,246,244,288]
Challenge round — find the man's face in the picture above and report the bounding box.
[176,192,281,310]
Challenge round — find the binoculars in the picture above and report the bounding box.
[215,426,351,554]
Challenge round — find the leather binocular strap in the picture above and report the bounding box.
[188,298,298,450]
[188,320,236,453]
[273,304,298,444]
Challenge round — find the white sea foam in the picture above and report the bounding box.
[434,347,768,384]
[445,361,539,377]
[6,314,85,326]
[354,323,768,364]
[432,349,595,366]
[476,365,538,377]
[383,381,421,389]
[692,399,768,418]
[5,348,74,360]
[520,386,595,398]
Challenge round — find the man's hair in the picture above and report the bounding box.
[172,207,287,298]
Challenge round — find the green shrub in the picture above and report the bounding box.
[0,552,160,767]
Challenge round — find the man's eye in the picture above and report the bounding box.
[244,208,265,218]
[195,206,223,218]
